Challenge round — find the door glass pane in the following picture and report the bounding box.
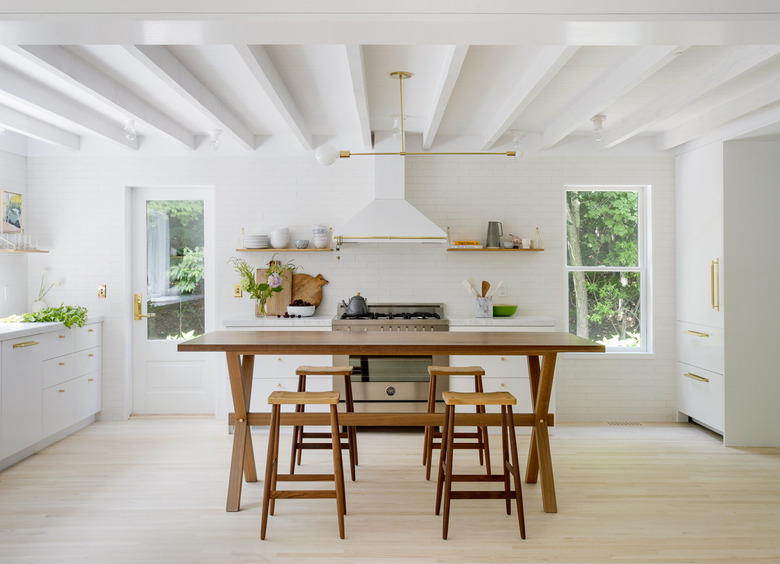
[145,200,205,341]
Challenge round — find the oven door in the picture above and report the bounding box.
[333,354,448,413]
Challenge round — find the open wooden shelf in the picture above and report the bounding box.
[236,248,332,252]
[0,249,49,254]
[447,247,543,252]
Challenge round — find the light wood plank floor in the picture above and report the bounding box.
[1,418,779,563]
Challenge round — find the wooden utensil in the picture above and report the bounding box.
[257,266,292,316]
[292,273,328,307]
[481,280,490,297]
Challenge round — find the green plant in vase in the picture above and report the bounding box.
[228,255,300,316]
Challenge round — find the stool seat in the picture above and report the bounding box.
[270,390,339,405]
[443,391,516,406]
[289,366,358,482]
[261,390,347,540]
[424,365,491,480]
[436,390,526,540]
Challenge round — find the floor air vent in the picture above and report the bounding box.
[605,421,643,426]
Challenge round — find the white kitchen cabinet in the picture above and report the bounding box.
[1,335,44,459]
[676,141,780,445]
[1,321,102,469]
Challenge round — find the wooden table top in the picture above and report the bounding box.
[177,330,604,356]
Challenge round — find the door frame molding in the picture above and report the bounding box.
[124,184,216,417]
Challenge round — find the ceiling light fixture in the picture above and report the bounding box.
[209,129,222,151]
[591,114,606,142]
[391,114,405,138]
[123,119,137,142]
[314,71,517,166]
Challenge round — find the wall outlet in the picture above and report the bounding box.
[497,284,507,297]
[97,284,107,299]
[233,284,243,298]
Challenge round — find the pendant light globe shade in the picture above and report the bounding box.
[314,144,339,166]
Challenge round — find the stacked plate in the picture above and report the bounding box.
[244,234,269,249]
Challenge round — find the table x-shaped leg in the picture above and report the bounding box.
[226,352,257,512]
[526,353,558,513]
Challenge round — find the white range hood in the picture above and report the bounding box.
[333,148,447,244]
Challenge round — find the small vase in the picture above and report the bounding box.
[32,299,47,313]
[255,298,267,317]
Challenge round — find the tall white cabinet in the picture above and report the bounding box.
[676,140,780,446]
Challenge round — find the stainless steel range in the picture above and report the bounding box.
[332,303,449,413]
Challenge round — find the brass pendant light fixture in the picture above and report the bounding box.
[314,71,518,165]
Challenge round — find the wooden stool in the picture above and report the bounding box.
[261,391,347,540]
[290,366,358,481]
[435,391,525,540]
[423,366,491,480]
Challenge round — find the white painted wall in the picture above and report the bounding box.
[0,150,28,318]
[723,141,780,446]
[13,152,676,423]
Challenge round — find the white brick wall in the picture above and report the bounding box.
[16,152,675,422]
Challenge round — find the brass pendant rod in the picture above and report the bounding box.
[398,72,405,153]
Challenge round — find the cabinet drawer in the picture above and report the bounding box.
[75,373,101,420]
[43,354,76,388]
[42,329,74,360]
[677,322,724,374]
[75,324,101,352]
[449,354,529,379]
[677,361,724,433]
[75,348,100,376]
[251,354,332,379]
[43,381,77,436]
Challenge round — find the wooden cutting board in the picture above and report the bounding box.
[292,273,328,307]
[256,266,292,316]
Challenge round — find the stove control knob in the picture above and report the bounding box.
[385,386,396,397]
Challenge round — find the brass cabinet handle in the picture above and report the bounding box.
[88,378,95,382]
[59,334,66,339]
[684,330,710,338]
[88,354,94,357]
[711,259,720,311]
[88,329,94,332]
[59,362,66,366]
[683,372,709,383]
[58,389,65,393]
[13,340,40,348]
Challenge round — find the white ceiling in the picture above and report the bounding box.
[2,2,780,157]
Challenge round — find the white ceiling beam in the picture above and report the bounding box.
[0,103,80,150]
[602,45,780,148]
[234,45,312,151]
[660,78,780,149]
[481,46,578,150]
[540,45,688,150]
[0,65,137,150]
[344,44,371,151]
[124,44,255,150]
[423,45,468,151]
[10,45,196,150]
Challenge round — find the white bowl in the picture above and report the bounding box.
[312,237,329,249]
[287,305,315,317]
[294,239,309,249]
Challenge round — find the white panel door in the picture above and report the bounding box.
[131,187,216,414]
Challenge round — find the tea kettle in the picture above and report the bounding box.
[341,293,368,316]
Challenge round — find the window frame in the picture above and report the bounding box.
[563,185,652,355]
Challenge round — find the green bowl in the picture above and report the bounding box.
[492,304,518,317]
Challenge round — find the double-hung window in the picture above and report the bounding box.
[565,186,650,352]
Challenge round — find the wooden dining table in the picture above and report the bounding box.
[178,330,604,514]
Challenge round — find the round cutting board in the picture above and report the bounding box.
[292,273,328,307]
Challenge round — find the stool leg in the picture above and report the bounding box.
[475,375,491,475]
[329,404,346,538]
[425,375,437,479]
[261,404,280,540]
[441,404,456,540]
[289,375,306,474]
[500,405,512,515]
[506,404,526,539]
[423,374,436,465]
[434,401,451,516]
[343,374,357,480]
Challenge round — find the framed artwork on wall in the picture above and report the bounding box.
[1,191,22,233]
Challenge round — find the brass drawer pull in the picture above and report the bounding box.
[59,389,66,393]
[684,330,710,338]
[88,378,95,382]
[12,340,40,348]
[59,335,66,339]
[59,362,66,366]
[683,372,709,383]
[88,354,94,357]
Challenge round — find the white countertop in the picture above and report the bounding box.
[447,315,556,327]
[0,317,104,342]
[223,312,333,328]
